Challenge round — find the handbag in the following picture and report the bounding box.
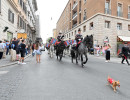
[0,47,4,52]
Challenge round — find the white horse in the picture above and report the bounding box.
[49,44,54,58]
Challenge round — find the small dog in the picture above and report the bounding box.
[107,76,120,92]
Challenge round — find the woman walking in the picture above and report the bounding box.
[35,43,42,63]
[105,44,111,62]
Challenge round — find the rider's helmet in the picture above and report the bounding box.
[57,33,62,42]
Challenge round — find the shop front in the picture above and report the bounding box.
[7,32,13,42]
[117,36,130,55]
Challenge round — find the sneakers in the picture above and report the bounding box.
[22,63,26,65]
[18,61,21,65]
[105,61,108,62]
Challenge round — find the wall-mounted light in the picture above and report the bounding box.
[3,27,9,32]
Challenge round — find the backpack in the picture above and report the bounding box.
[11,44,15,49]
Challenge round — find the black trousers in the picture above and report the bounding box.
[0,52,3,59]
[122,56,130,65]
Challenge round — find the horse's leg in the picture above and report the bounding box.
[83,53,88,64]
[81,54,84,67]
[76,51,78,64]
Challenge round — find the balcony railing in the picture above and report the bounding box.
[72,23,77,28]
[105,8,111,15]
[117,11,123,17]
[128,13,130,19]
[72,2,78,10]
[72,12,77,19]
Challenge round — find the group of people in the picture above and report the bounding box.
[94,44,111,62]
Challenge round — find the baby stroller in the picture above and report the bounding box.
[89,48,94,55]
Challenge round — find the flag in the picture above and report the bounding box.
[50,38,56,44]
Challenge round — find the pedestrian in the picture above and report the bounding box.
[6,40,9,55]
[2,41,6,58]
[121,42,130,65]
[35,43,42,63]
[12,37,19,51]
[105,44,111,62]
[94,45,100,57]
[0,40,5,59]
[16,41,21,61]
[32,43,35,56]
[100,46,103,56]
[18,39,26,64]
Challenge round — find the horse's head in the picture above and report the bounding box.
[83,35,93,48]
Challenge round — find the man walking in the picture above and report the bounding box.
[121,42,130,65]
[18,39,26,64]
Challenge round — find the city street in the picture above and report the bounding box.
[0,51,130,100]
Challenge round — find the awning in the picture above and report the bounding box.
[118,36,130,42]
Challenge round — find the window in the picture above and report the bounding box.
[72,32,73,36]
[105,21,110,28]
[0,0,1,13]
[128,6,130,13]
[117,23,122,30]
[75,30,76,35]
[128,25,130,31]
[83,25,86,32]
[128,6,130,19]
[69,33,70,37]
[105,0,111,14]
[8,9,14,23]
[84,0,86,4]
[90,22,94,30]
[117,3,123,17]
[83,9,87,20]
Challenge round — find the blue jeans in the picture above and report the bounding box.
[6,48,9,55]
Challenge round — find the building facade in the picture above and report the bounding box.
[56,0,130,55]
[0,0,18,41]
[0,0,40,44]
[53,29,57,39]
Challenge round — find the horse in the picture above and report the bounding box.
[49,44,54,58]
[56,41,65,61]
[71,35,93,67]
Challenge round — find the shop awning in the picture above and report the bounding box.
[118,36,130,42]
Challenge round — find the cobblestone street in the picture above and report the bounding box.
[0,52,130,100]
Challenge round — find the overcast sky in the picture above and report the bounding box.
[36,0,68,43]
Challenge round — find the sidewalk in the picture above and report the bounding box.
[0,54,31,68]
[89,54,130,64]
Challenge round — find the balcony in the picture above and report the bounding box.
[117,11,123,17]
[128,13,130,19]
[72,2,78,11]
[105,8,111,15]
[72,12,77,20]
[72,23,77,28]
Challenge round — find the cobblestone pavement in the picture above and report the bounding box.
[0,51,130,100]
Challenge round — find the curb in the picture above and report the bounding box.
[0,54,31,68]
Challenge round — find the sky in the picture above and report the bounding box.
[36,0,68,43]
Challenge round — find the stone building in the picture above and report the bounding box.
[56,0,130,55]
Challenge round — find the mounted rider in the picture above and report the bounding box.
[75,29,83,49]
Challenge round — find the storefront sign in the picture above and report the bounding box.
[17,33,27,39]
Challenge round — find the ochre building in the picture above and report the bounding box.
[56,0,130,55]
